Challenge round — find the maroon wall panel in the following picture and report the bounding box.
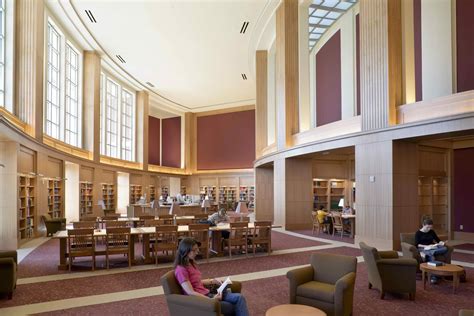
[316,31,341,126]
[356,14,361,116]
[148,116,161,165]
[197,110,255,170]
[456,0,474,92]
[162,117,181,168]
[414,0,422,101]
[454,148,474,233]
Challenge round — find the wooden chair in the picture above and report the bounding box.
[223,222,249,258]
[67,228,95,272]
[138,215,155,227]
[311,211,329,235]
[73,221,97,229]
[158,214,175,225]
[176,218,194,226]
[80,216,98,222]
[105,227,132,269]
[188,224,210,262]
[250,221,272,256]
[145,219,166,227]
[331,212,344,238]
[106,221,128,228]
[103,214,120,221]
[154,225,179,264]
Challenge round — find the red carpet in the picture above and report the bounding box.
[454,243,474,251]
[290,229,355,244]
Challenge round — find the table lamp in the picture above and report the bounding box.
[201,199,211,214]
[235,201,249,221]
[338,198,344,209]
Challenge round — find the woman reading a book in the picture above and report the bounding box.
[416,218,448,262]
[174,237,249,316]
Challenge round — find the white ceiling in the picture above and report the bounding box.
[70,0,270,111]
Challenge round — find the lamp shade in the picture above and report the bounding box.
[235,201,248,214]
[338,198,344,207]
[201,199,211,208]
[169,202,181,215]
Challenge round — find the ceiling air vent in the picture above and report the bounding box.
[85,10,97,23]
[146,82,155,88]
[241,73,247,80]
[240,21,249,34]
[116,55,126,63]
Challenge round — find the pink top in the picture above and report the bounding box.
[175,264,209,296]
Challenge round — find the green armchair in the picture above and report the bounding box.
[41,214,66,236]
[286,253,357,316]
[400,232,453,269]
[0,250,17,299]
[360,242,417,300]
[160,270,242,316]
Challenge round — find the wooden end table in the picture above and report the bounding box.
[266,304,327,316]
[420,263,465,293]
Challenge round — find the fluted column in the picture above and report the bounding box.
[136,91,149,170]
[255,50,268,158]
[15,0,45,139]
[83,51,101,161]
[360,0,402,130]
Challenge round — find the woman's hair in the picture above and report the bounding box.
[423,218,434,226]
[174,237,197,268]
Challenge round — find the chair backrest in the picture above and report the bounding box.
[400,233,416,246]
[176,218,194,225]
[156,225,179,249]
[239,217,250,223]
[106,221,128,228]
[188,224,210,245]
[311,211,318,225]
[253,221,272,240]
[73,221,97,229]
[106,227,131,249]
[67,228,95,253]
[311,252,357,285]
[331,212,343,227]
[81,216,98,222]
[145,219,166,227]
[158,215,175,225]
[229,222,248,240]
[160,270,183,295]
[139,215,155,221]
[359,242,383,285]
[103,215,120,221]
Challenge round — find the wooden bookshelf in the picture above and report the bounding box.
[18,174,35,241]
[161,186,169,200]
[200,186,216,202]
[130,184,142,204]
[80,181,93,217]
[218,186,236,204]
[239,185,255,209]
[313,179,346,211]
[418,176,448,233]
[149,185,155,202]
[248,186,255,209]
[101,183,115,213]
[329,180,345,210]
[48,179,63,218]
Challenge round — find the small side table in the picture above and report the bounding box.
[420,263,465,293]
[266,304,327,316]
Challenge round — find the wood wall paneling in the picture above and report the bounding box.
[0,142,19,249]
[285,158,313,230]
[83,51,101,161]
[255,166,274,222]
[136,91,149,170]
[18,145,35,174]
[79,166,94,182]
[256,50,268,158]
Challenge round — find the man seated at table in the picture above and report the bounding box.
[316,206,331,233]
[207,208,230,238]
[342,205,353,228]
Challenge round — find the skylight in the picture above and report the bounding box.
[308,0,357,51]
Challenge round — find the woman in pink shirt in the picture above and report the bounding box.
[174,237,249,316]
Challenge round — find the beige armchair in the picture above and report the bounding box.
[400,232,453,269]
[0,250,17,299]
[286,253,357,316]
[160,270,242,316]
[359,242,417,300]
[41,214,66,236]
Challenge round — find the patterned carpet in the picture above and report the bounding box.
[454,243,474,251]
[290,229,355,244]
[2,230,474,316]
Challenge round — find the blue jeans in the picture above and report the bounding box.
[220,292,249,316]
[419,246,448,262]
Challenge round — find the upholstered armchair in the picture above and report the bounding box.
[41,214,66,236]
[0,250,17,299]
[160,270,242,316]
[286,253,357,316]
[400,232,453,269]
[359,242,417,300]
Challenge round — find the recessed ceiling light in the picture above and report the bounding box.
[116,55,126,63]
[240,21,250,34]
[241,73,247,80]
[146,82,155,88]
[85,10,97,23]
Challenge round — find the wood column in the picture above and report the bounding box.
[0,142,19,249]
[275,0,299,150]
[285,158,313,230]
[255,166,274,222]
[83,52,101,162]
[255,50,268,158]
[184,112,196,173]
[136,91,149,170]
[15,0,45,139]
[360,0,402,130]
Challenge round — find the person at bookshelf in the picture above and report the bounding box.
[316,205,331,233]
[416,218,448,283]
[174,238,249,316]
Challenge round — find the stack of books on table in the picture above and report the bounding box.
[427,261,444,267]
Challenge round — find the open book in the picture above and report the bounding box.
[424,241,445,251]
[217,277,233,295]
